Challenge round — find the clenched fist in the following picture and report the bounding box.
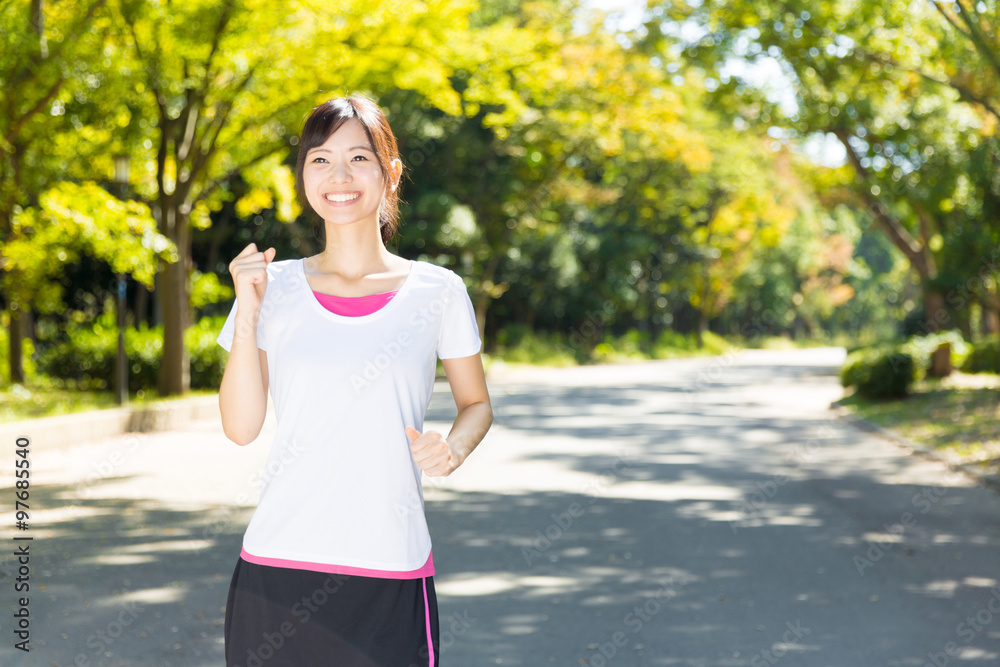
[405,426,460,477]
[229,242,277,313]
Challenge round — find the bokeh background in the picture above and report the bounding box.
[1,0,998,435]
[3,3,1000,666]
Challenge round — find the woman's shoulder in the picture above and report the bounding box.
[268,257,300,270]
[255,258,301,305]
[262,257,300,281]
[410,259,463,286]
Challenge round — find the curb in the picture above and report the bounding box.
[0,393,228,451]
[832,406,1000,494]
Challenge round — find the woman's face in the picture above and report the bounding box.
[301,117,394,228]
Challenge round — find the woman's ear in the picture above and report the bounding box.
[389,158,403,191]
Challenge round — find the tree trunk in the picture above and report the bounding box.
[134,284,149,329]
[2,151,25,386]
[155,198,191,397]
[928,342,953,378]
[923,288,947,334]
[472,296,487,356]
[982,299,999,336]
[471,223,514,356]
[524,308,536,332]
[8,307,26,385]
[648,278,661,346]
[834,131,949,336]
[957,306,973,341]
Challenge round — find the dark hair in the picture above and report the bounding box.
[295,94,404,246]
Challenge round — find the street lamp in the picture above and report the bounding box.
[113,154,130,406]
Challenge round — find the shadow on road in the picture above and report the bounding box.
[1,478,247,666]
[2,351,998,666]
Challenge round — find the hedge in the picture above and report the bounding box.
[960,337,1000,374]
[35,316,229,392]
[840,345,915,399]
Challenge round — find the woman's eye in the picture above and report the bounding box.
[353,155,368,161]
[312,157,327,163]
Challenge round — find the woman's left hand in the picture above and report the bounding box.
[405,426,460,477]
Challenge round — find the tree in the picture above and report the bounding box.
[656,0,1000,336]
[0,0,111,384]
[112,0,527,395]
[5,181,175,329]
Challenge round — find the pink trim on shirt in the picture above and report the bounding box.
[312,289,398,316]
[240,546,435,579]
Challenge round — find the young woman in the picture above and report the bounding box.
[216,94,494,666]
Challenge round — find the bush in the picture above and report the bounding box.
[35,315,229,392]
[899,306,927,339]
[495,323,533,350]
[901,329,970,379]
[494,325,578,365]
[188,316,230,389]
[840,345,915,399]
[654,328,698,353]
[650,329,732,357]
[960,337,1000,374]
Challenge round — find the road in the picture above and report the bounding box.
[1,347,998,666]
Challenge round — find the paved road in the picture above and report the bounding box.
[1,347,998,666]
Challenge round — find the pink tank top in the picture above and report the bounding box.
[311,288,400,316]
[240,286,435,579]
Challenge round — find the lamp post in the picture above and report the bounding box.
[113,154,130,406]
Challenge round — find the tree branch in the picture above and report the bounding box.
[781,0,1000,124]
[3,75,65,148]
[179,65,263,203]
[189,140,288,209]
[124,11,166,118]
[915,206,939,277]
[852,44,1000,123]
[177,89,200,162]
[951,0,1000,81]
[832,128,932,277]
[929,0,973,41]
[7,0,106,93]
[187,64,258,175]
[198,0,236,102]
[171,0,238,171]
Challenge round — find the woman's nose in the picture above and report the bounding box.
[327,160,351,183]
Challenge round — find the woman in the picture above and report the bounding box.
[215,94,494,666]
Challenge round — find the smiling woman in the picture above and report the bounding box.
[216,93,494,667]
[295,96,404,248]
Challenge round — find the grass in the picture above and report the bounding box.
[0,376,220,423]
[490,327,749,369]
[834,371,1000,478]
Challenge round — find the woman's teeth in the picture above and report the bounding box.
[325,192,360,202]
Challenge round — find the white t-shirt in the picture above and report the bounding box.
[216,257,482,572]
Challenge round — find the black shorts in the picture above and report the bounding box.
[224,556,440,667]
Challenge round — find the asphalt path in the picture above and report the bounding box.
[1,347,998,666]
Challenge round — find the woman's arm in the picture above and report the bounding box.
[219,310,269,446]
[406,353,493,476]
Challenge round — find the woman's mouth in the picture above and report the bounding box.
[324,192,361,203]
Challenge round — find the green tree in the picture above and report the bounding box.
[0,0,154,385]
[657,0,1000,337]
[110,0,533,395]
[5,181,175,325]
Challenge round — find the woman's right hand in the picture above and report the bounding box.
[229,242,277,312]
